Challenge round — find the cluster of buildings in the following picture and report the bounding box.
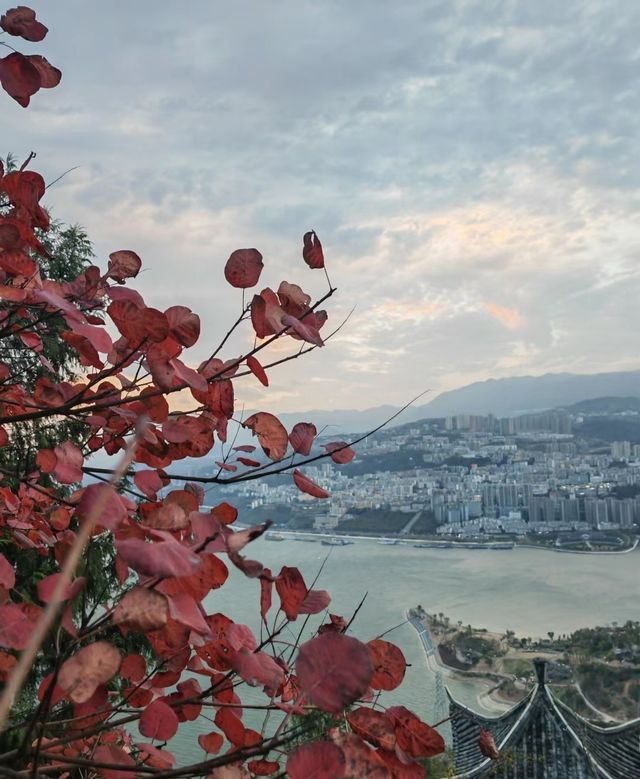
[225,410,640,539]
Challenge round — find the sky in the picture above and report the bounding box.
[4,0,640,413]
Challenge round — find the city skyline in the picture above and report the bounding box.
[5,0,640,411]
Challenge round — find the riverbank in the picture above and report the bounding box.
[261,528,639,555]
[409,609,640,722]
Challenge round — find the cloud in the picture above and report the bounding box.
[5,0,639,411]
[483,303,523,330]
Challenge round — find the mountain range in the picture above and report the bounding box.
[272,369,640,435]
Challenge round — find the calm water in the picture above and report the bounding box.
[168,540,640,764]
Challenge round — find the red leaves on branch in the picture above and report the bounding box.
[58,641,121,704]
[139,698,179,741]
[367,639,407,691]
[243,412,288,460]
[296,633,373,713]
[1,6,48,40]
[0,5,60,107]
[479,728,500,759]
[293,469,330,499]
[303,230,325,269]
[224,248,264,288]
[0,75,419,777]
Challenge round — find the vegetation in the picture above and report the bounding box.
[0,8,454,778]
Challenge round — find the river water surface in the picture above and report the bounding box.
[169,539,640,764]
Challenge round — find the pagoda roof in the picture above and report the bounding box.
[448,659,640,778]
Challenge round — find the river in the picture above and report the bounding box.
[168,539,640,764]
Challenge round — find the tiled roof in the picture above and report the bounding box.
[448,660,640,778]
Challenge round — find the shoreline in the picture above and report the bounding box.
[407,614,515,715]
[262,529,639,555]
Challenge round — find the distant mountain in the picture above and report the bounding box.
[561,396,640,414]
[421,370,640,419]
[271,370,640,434]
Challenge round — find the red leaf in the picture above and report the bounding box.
[139,699,179,741]
[51,441,83,483]
[367,639,406,692]
[289,422,316,455]
[76,484,127,532]
[275,566,307,621]
[479,728,500,759]
[107,250,142,282]
[0,249,36,276]
[224,248,264,288]
[0,604,36,649]
[287,742,346,779]
[282,313,324,347]
[24,55,60,88]
[215,707,245,747]
[158,553,228,602]
[278,280,311,318]
[198,731,223,754]
[167,593,210,634]
[296,633,373,713]
[299,589,331,614]
[323,441,356,464]
[0,52,40,106]
[303,230,325,269]
[116,537,199,578]
[112,587,169,631]
[144,502,188,531]
[347,707,396,751]
[236,456,260,467]
[260,569,272,622]
[293,469,330,499]
[246,354,269,386]
[165,305,200,347]
[212,502,238,525]
[134,469,163,499]
[386,706,445,758]
[92,745,136,779]
[0,554,15,589]
[1,6,47,41]
[233,445,256,453]
[58,641,121,704]
[120,654,146,682]
[243,412,288,460]
[232,648,284,692]
[37,573,85,605]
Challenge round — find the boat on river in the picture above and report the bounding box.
[321,537,354,546]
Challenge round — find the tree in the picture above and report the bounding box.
[0,7,454,778]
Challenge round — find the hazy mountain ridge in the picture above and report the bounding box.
[274,370,640,434]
